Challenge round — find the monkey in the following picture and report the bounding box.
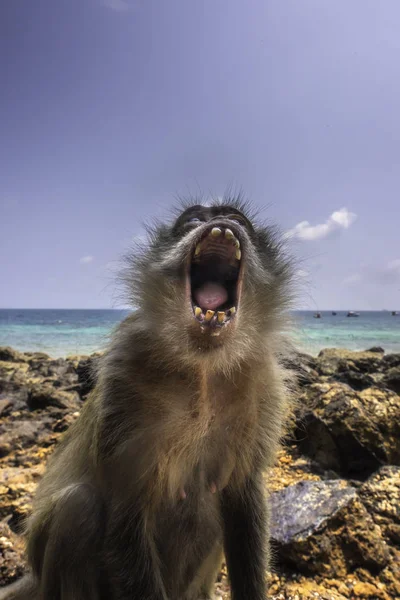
[0,197,295,600]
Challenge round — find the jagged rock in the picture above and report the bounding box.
[281,352,319,387]
[0,399,12,416]
[0,382,29,414]
[0,522,27,586]
[270,479,390,577]
[381,366,400,395]
[381,353,400,369]
[0,363,30,390]
[0,348,28,363]
[28,357,77,386]
[379,563,400,598]
[0,465,44,534]
[26,384,80,411]
[316,349,384,377]
[357,387,400,463]
[359,466,400,532]
[1,346,399,599]
[270,479,357,544]
[25,352,51,362]
[53,411,80,433]
[0,420,53,458]
[295,383,400,476]
[334,370,375,391]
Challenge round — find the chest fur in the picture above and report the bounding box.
[144,368,259,501]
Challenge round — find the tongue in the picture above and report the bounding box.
[194,282,228,310]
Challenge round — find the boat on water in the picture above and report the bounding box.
[332,311,337,316]
[347,311,360,317]
[314,312,321,319]
[392,311,398,316]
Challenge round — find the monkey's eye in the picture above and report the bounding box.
[227,213,254,231]
[187,217,202,224]
[229,214,247,225]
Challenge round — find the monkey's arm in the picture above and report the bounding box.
[220,473,268,600]
[97,401,169,600]
[105,504,168,600]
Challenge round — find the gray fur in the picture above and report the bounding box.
[0,198,295,600]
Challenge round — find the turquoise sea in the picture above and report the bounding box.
[0,309,399,357]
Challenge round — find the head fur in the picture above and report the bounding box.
[121,196,295,373]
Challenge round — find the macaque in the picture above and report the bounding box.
[0,198,294,600]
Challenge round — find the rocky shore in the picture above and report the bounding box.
[0,346,399,599]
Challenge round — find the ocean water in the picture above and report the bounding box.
[0,309,130,357]
[293,310,400,355]
[0,309,399,357]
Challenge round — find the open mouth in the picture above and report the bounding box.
[189,226,242,336]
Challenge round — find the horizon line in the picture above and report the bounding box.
[1,307,398,312]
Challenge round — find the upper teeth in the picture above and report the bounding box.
[194,227,241,260]
[211,227,222,237]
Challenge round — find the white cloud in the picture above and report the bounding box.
[79,255,94,264]
[295,269,310,278]
[102,0,130,11]
[287,207,357,241]
[330,208,356,229]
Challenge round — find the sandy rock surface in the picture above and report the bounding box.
[0,346,399,599]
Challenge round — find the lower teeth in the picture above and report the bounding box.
[193,306,236,325]
[205,310,214,322]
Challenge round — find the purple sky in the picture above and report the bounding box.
[1,0,400,310]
